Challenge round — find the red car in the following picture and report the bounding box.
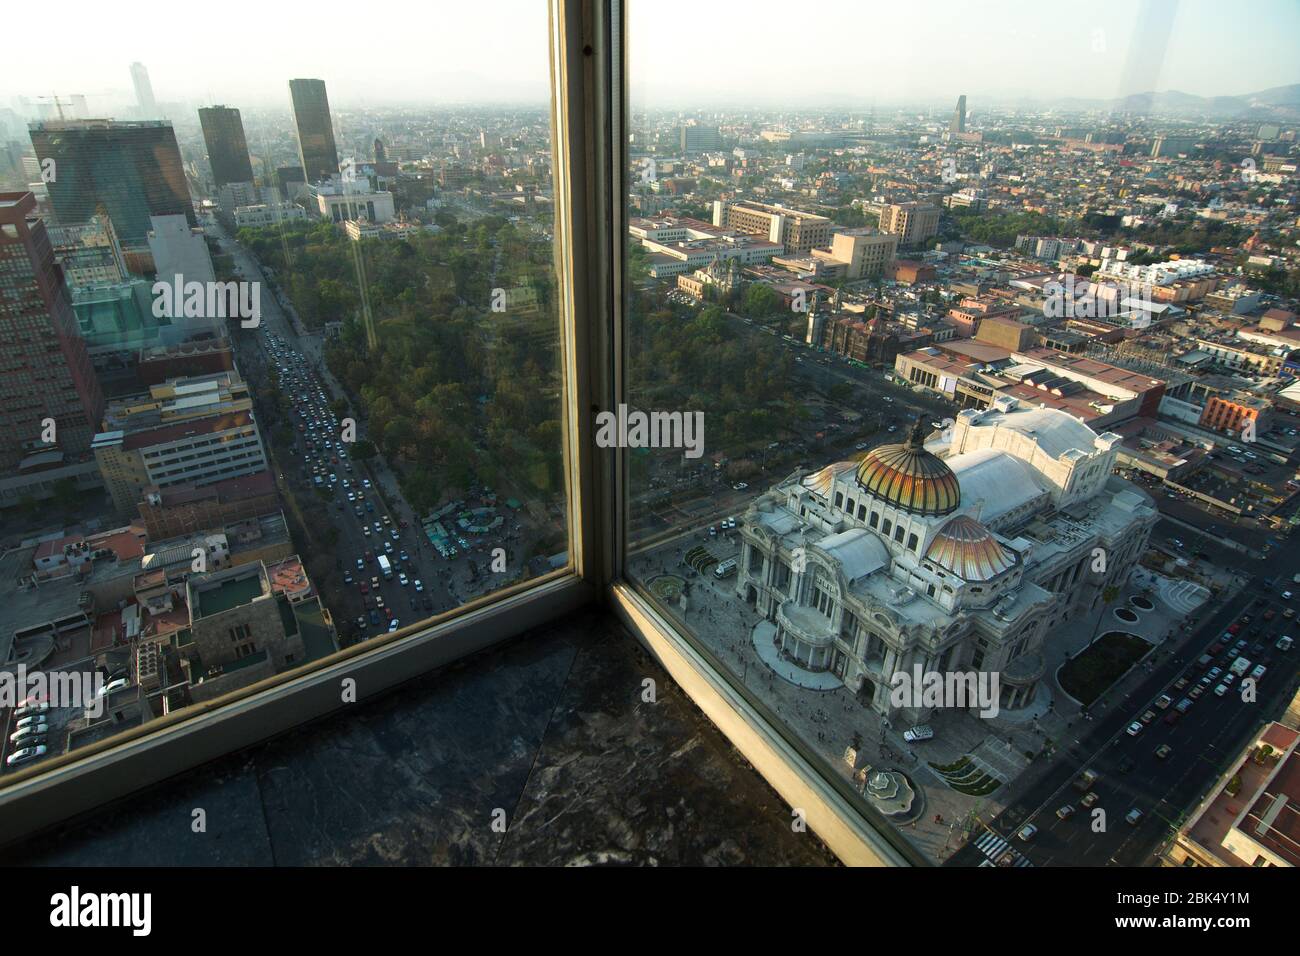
[359,582,369,595]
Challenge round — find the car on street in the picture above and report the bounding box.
[1126,721,1143,736]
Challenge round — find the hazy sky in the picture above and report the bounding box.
[2,0,1297,111]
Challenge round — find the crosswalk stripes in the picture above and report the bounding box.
[972,829,1034,867]
[974,830,1008,859]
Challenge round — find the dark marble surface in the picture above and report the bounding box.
[4,609,837,867]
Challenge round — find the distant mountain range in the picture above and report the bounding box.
[1054,84,1300,117]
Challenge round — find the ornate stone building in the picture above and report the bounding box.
[735,396,1157,721]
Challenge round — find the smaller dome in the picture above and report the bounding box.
[925,515,1016,582]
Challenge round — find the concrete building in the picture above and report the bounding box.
[46,215,126,288]
[712,200,833,255]
[734,399,1155,719]
[310,181,396,224]
[232,202,307,230]
[812,229,899,280]
[679,125,722,152]
[629,216,780,278]
[92,371,267,514]
[1164,722,1299,867]
[147,214,215,287]
[0,192,104,472]
[183,556,335,702]
[878,202,940,248]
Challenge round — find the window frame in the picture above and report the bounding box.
[598,0,921,865]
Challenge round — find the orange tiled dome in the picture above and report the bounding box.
[925,515,1016,582]
[855,421,961,517]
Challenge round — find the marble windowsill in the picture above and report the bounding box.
[3,608,837,867]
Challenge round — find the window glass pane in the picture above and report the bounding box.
[624,0,1300,866]
[0,0,566,775]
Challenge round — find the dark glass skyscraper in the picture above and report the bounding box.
[289,78,339,184]
[951,94,967,134]
[199,105,255,187]
[28,119,195,244]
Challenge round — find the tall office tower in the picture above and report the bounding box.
[29,119,195,245]
[198,106,254,188]
[0,192,104,470]
[373,137,386,162]
[951,95,967,134]
[288,79,339,184]
[130,62,157,117]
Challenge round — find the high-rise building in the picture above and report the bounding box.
[29,120,195,245]
[130,62,157,117]
[878,202,940,247]
[0,191,104,471]
[288,79,339,184]
[951,95,967,134]
[198,106,254,188]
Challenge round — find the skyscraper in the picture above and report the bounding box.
[199,106,255,188]
[130,62,157,117]
[28,119,195,245]
[951,95,967,135]
[0,192,104,470]
[289,79,339,184]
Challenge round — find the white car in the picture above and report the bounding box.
[6,745,47,767]
[414,579,424,592]
[95,677,130,699]
[1126,721,1143,736]
[9,722,47,744]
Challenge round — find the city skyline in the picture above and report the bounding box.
[1,1,1298,110]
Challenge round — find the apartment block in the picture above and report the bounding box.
[878,202,940,247]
